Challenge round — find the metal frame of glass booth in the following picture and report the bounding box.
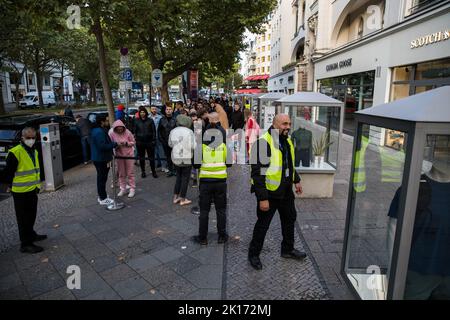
[257,93,287,131]
[342,87,450,300]
[275,92,345,198]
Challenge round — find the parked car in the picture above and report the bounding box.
[19,91,55,109]
[0,114,83,177]
[135,98,150,108]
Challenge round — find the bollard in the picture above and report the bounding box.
[107,156,125,211]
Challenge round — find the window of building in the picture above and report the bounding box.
[9,72,24,85]
[357,17,364,39]
[28,74,34,86]
[268,56,271,62]
[43,74,51,86]
[262,35,265,42]
[268,45,271,51]
[261,67,265,73]
[268,66,270,72]
[261,56,265,63]
[257,68,260,74]
[407,0,441,16]
[268,34,271,40]
[262,46,265,52]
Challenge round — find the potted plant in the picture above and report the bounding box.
[312,132,333,168]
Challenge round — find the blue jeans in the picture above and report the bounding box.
[155,140,167,168]
[81,136,90,163]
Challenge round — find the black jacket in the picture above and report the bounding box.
[230,110,245,130]
[76,118,91,137]
[250,127,301,201]
[133,117,156,145]
[158,116,177,145]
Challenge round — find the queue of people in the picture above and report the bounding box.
[1,95,308,275]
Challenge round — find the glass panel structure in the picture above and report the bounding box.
[345,124,408,300]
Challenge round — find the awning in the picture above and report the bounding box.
[245,74,270,81]
[234,88,265,94]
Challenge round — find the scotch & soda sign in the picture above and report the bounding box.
[411,30,449,49]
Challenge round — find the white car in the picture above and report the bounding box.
[135,99,150,108]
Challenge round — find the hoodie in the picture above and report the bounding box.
[108,120,135,158]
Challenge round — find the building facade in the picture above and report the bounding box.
[0,61,74,105]
[313,0,450,138]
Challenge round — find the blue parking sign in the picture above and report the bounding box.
[121,69,133,81]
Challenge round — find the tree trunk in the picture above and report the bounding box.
[0,85,5,115]
[92,16,114,122]
[89,79,97,105]
[36,69,44,109]
[161,79,169,104]
[14,81,21,110]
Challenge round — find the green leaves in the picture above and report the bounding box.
[313,132,333,157]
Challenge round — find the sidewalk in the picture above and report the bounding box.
[0,144,355,299]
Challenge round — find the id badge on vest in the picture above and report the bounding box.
[285,168,290,178]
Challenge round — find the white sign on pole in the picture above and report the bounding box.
[264,106,276,130]
[120,55,130,68]
[119,81,132,91]
[152,69,163,88]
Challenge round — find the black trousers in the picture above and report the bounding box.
[12,189,39,247]
[199,181,227,239]
[137,142,156,174]
[94,161,109,200]
[249,197,297,257]
[162,144,174,172]
[174,165,192,198]
[295,148,311,167]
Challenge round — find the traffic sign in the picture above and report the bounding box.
[119,81,132,91]
[120,68,133,81]
[152,69,163,88]
[120,55,130,68]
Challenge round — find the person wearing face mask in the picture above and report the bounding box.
[248,114,306,270]
[1,127,46,254]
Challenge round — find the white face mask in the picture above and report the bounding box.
[23,139,36,148]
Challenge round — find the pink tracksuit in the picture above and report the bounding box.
[109,120,136,191]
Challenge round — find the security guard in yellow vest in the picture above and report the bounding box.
[248,114,306,270]
[192,113,231,245]
[1,127,46,253]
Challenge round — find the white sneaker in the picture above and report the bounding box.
[162,168,169,173]
[126,185,131,190]
[117,189,127,197]
[128,189,135,198]
[99,198,114,206]
[98,196,110,204]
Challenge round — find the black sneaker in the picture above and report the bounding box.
[152,173,158,178]
[141,172,146,178]
[20,244,44,254]
[34,234,48,242]
[281,249,307,260]
[191,235,207,245]
[218,234,228,244]
[248,255,263,270]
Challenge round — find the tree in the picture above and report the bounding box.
[107,0,276,102]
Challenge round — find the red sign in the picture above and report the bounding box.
[189,70,198,100]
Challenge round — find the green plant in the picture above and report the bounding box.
[313,132,333,157]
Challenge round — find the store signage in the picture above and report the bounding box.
[326,58,352,72]
[411,29,449,49]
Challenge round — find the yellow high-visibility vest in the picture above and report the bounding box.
[199,143,227,179]
[353,136,369,193]
[9,144,41,193]
[252,131,295,191]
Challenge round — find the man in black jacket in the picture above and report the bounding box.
[134,106,158,178]
[248,114,307,270]
[158,105,177,177]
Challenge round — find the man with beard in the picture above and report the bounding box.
[248,114,307,270]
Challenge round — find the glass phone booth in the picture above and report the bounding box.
[342,86,450,300]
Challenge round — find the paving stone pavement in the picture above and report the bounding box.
[0,136,356,300]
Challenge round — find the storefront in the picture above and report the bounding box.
[314,5,450,143]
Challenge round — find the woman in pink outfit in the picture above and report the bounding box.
[244,109,260,161]
[109,120,136,198]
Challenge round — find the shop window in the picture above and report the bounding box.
[407,0,441,16]
[415,58,450,80]
[392,66,412,82]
